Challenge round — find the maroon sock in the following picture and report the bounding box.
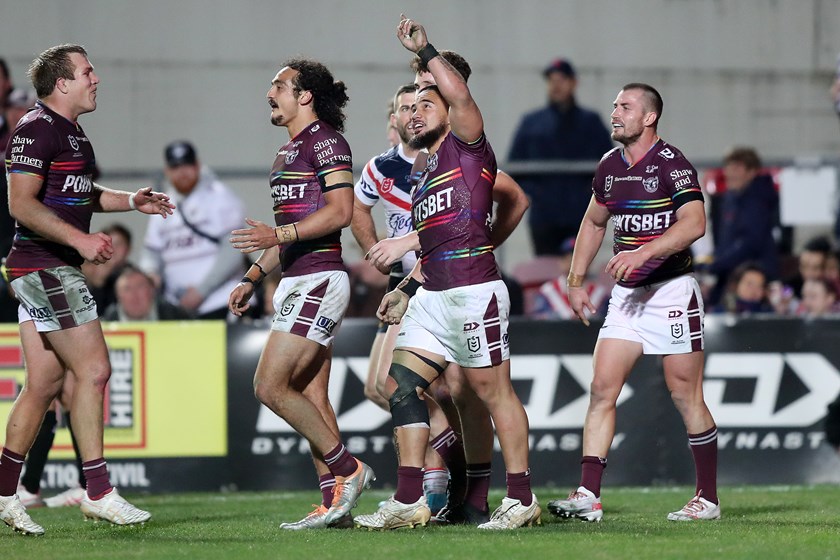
[323,443,357,478]
[506,470,533,506]
[464,463,491,512]
[82,458,112,499]
[0,448,25,496]
[580,456,607,498]
[318,474,335,507]
[394,466,424,504]
[688,426,718,504]
[430,427,466,502]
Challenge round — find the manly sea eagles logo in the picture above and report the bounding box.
[285,150,299,165]
[467,336,481,352]
[68,135,79,150]
[643,176,659,193]
[426,153,438,173]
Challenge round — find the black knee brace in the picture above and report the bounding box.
[388,363,431,427]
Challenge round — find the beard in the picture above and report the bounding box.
[395,121,412,145]
[611,126,642,146]
[408,122,447,150]
[270,115,284,126]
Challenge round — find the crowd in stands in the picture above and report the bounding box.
[2,54,840,324]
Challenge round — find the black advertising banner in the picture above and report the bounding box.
[227,317,840,491]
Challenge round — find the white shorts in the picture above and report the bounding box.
[599,274,704,355]
[271,270,349,347]
[396,279,510,368]
[12,266,98,332]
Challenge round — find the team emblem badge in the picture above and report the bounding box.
[671,324,684,338]
[467,336,481,352]
[643,176,659,193]
[381,178,394,194]
[68,135,79,150]
[285,150,299,165]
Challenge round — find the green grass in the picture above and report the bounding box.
[3,486,839,560]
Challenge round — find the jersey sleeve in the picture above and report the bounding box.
[662,157,704,210]
[592,165,607,206]
[451,132,490,160]
[6,118,58,179]
[353,159,380,207]
[312,131,353,189]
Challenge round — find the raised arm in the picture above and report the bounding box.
[397,15,483,142]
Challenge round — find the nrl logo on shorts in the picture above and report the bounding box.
[467,336,481,352]
[381,178,394,194]
[604,175,613,194]
[280,292,300,316]
[426,153,438,173]
[670,324,684,338]
[68,135,79,150]
[285,150,299,165]
[643,177,659,193]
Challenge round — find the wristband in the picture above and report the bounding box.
[275,223,299,244]
[128,193,136,210]
[399,277,422,298]
[252,262,267,280]
[567,272,585,288]
[240,276,257,286]
[417,44,439,65]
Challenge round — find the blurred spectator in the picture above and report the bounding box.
[521,237,608,318]
[0,57,14,132]
[508,58,613,256]
[797,278,839,318]
[139,140,247,319]
[707,147,780,306]
[1,88,38,257]
[102,265,190,321]
[784,235,833,299]
[711,262,774,315]
[81,223,132,314]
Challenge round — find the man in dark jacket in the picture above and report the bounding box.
[508,58,613,255]
[708,147,780,306]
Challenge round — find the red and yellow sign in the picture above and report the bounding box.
[0,321,227,458]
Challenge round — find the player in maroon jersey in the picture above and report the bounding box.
[0,44,173,534]
[228,58,373,529]
[354,16,539,531]
[547,83,720,522]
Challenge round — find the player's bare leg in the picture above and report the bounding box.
[355,348,443,529]
[364,331,389,411]
[424,396,449,514]
[663,351,720,520]
[549,338,640,522]
[461,361,540,529]
[256,331,373,526]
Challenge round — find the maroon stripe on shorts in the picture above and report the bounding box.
[38,270,77,329]
[687,291,702,352]
[483,293,502,365]
[290,278,329,337]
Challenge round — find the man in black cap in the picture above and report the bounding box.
[139,140,247,318]
[508,58,613,256]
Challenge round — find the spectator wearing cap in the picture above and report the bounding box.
[139,140,247,319]
[1,86,38,258]
[508,58,613,256]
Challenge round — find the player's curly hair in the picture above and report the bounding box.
[28,44,88,99]
[410,50,472,83]
[284,58,349,132]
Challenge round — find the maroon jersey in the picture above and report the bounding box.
[4,102,98,280]
[270,120,352,276]
[593,139,704,287]
[413,133,498,291]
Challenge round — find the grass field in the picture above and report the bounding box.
[2,485,839,560]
